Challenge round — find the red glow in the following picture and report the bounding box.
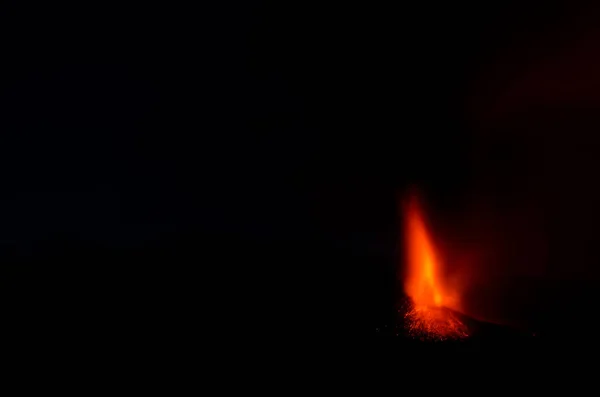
[403,195,468,340]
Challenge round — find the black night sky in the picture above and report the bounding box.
[2,3,600,344]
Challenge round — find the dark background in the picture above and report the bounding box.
[2,2,600,341]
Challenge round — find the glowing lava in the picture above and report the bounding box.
[402,195,468,340]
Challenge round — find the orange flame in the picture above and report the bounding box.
[405,196,451,308]
[402,194,468,340]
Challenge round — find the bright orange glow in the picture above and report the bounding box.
[405,196,449,308]
[403,194,468,340]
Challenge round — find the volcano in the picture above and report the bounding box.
[397,194,538,346]
[378,296,537,348]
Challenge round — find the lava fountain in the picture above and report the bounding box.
[402,195,469,340]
